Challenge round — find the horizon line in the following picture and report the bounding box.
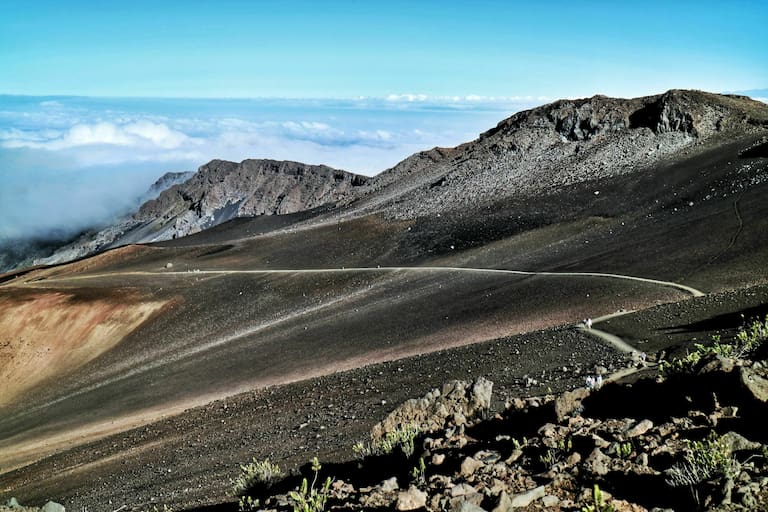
[0,92,551,102]
[1,88,765,103]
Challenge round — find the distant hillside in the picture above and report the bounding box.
[0,171,192,272]
[34,160,368,267]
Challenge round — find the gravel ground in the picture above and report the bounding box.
[3,284,768,510]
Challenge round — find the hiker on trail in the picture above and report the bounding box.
[584,318,593,329]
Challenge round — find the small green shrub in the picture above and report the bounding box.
[734,314,768,354]
[411,457,426,485]
[232,457,284,495]
[288,457,332,512]
[666,431,738,505]
[231,458,284,511]
[238,496,259,512]
[539,436,572,468]
[616,441,633,459]
[581,484,615,512]
[511,436,528,450]
[353,424,420,459]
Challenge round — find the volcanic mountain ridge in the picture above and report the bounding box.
[1,89,768,511]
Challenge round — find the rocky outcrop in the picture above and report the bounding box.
[137,171,194,205]
[238,342,768,512]
[35,159,367,266]
[348,90,768,220]
[134,159,367,239]
[370,377,493,439]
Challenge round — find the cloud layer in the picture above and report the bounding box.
[0,95,541,241]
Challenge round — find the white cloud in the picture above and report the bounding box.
[1,95,547,244]
[123,120,191,149]
[384,93,551,104]
[386,93,430,102]
[1,120,195,151]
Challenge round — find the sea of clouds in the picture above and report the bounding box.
[0,95,544,243]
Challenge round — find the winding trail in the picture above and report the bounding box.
[577,310,641,354]
[27,264,704,359]
[32,265,706,298]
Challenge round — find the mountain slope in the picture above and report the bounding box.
[0,171,193,273]
[1,90,768,510]
[37,160,368,266]
[345,90,768,219]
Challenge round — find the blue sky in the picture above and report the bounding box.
[2,0,766,98]
[0,1,766,244]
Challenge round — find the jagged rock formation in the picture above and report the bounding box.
[347,90,768,219]
[133,159,367,239]
[137,171,194,205]
[370,377,493,439]
[35,160,367,266]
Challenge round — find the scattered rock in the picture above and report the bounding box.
[381,476,399,492]
[721,431,761,453]
[586,448,611,476]
[451,500,487,512]
[508,485,546,507]
[396,486,428,511]
[554,387,590,422]
[625,419,653,438]
[698,355,735,374]
[41,503,66,512]
[461,456,484,476]
[450,483,477,498]
[491,491,513,512]
[740,367,768,402]
[542,494,560,507]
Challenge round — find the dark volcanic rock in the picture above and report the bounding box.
[36,160,368,266]
[346,90,768,220]
[135,159,367,238]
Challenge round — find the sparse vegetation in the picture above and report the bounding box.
[511,436,528,450]
[231,458,284,511]
[665,431,738,505]
[614,441,633,459]
[581,484,615,512]
[411,456,427,485]
[353,424,420,459]
[288,457,332,512]
[539,436,572,468]
[660,315,768,375]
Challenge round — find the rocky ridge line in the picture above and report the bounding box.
[345,90,768,220]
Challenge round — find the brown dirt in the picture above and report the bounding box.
[0,289,166,406]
